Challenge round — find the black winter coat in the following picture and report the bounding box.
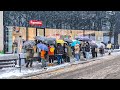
[85,45,90,52]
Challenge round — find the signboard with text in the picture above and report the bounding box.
[29,20,42,26]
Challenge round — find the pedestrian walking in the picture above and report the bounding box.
[85,42,90,60]
[41,50,47,68]
[99,42,105,56]
[63,43,67,62]
[91,47,96,58]
[74,44,80,61]
[82,42,86,59]
[95,47,98,57]
[107,41,112,55]
[56,43,64,65]
[26,47,34,67]
[48,44,55,66]
[65,43,72,62]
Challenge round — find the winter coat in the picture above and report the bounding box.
[85,45,90,52]
[66,45,72,57]
[48,46,55,56]
[26,48,34,60]
[107,43,112,49]
[57,46,64,55]
[41,50,46,59]
[74,45,80,54]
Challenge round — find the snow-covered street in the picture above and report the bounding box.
[0,51,119,79]
[19,52,120,79]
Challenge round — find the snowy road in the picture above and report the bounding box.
[20,52,120,79]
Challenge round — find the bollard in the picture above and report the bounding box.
[19,54,21,73]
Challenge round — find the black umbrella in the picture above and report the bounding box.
[64,38,73,43]
[89,41,98,48]
[45,38,56,45]
[23,40,35,49]
[34,36,47,41]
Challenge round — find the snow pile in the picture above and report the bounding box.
[46,63,71,71]
[0,67,42,79]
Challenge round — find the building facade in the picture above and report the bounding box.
[1,11,119,53]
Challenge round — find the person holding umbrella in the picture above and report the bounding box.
[48,44,55,66]
[74,44,80,61]
[56,43,64,64]
[65,43,72,62]
[26,46,34,67]
[37,42,48,68]
[85,42,90,60]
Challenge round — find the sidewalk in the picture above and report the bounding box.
[0,49,120,79]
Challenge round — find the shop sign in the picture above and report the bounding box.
[29,20,42,26]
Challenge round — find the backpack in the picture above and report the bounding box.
[50,46,55,53]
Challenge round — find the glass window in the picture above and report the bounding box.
[37,28,44,36]
[28,27,36,40]
[5,26,27,53]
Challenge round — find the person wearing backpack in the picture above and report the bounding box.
[48,44,55,66]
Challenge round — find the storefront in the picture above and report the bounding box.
[4,26,45,53]
[1,11,118,54]
[3,26,112,54]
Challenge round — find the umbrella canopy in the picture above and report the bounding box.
[34,36,47,41]
[56,40,65,44]
[46,37,56,41]
[89,40,98,48]
[23,40,35,46]
[23,40,36,49]
[71,40,80,46]
[64,38,73,43]
[99,42,105,48]
[75,36,92,41]
[37,43,48,51]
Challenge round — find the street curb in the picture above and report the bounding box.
[6,50,120,79]
[12,58,101,79]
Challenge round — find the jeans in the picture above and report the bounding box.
[41,59,47,68]
[86,52,90,59]
[57,55,63,64]
[75,53,80,61]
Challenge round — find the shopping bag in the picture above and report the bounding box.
[34,52,39,57]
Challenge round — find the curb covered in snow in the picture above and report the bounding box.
[2,50,120,79]
[13,58,102,79]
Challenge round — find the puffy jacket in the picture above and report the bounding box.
[26,48,34,60]
[85,45,90,52]
[57,46,64,55]
[74,45,80,54]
